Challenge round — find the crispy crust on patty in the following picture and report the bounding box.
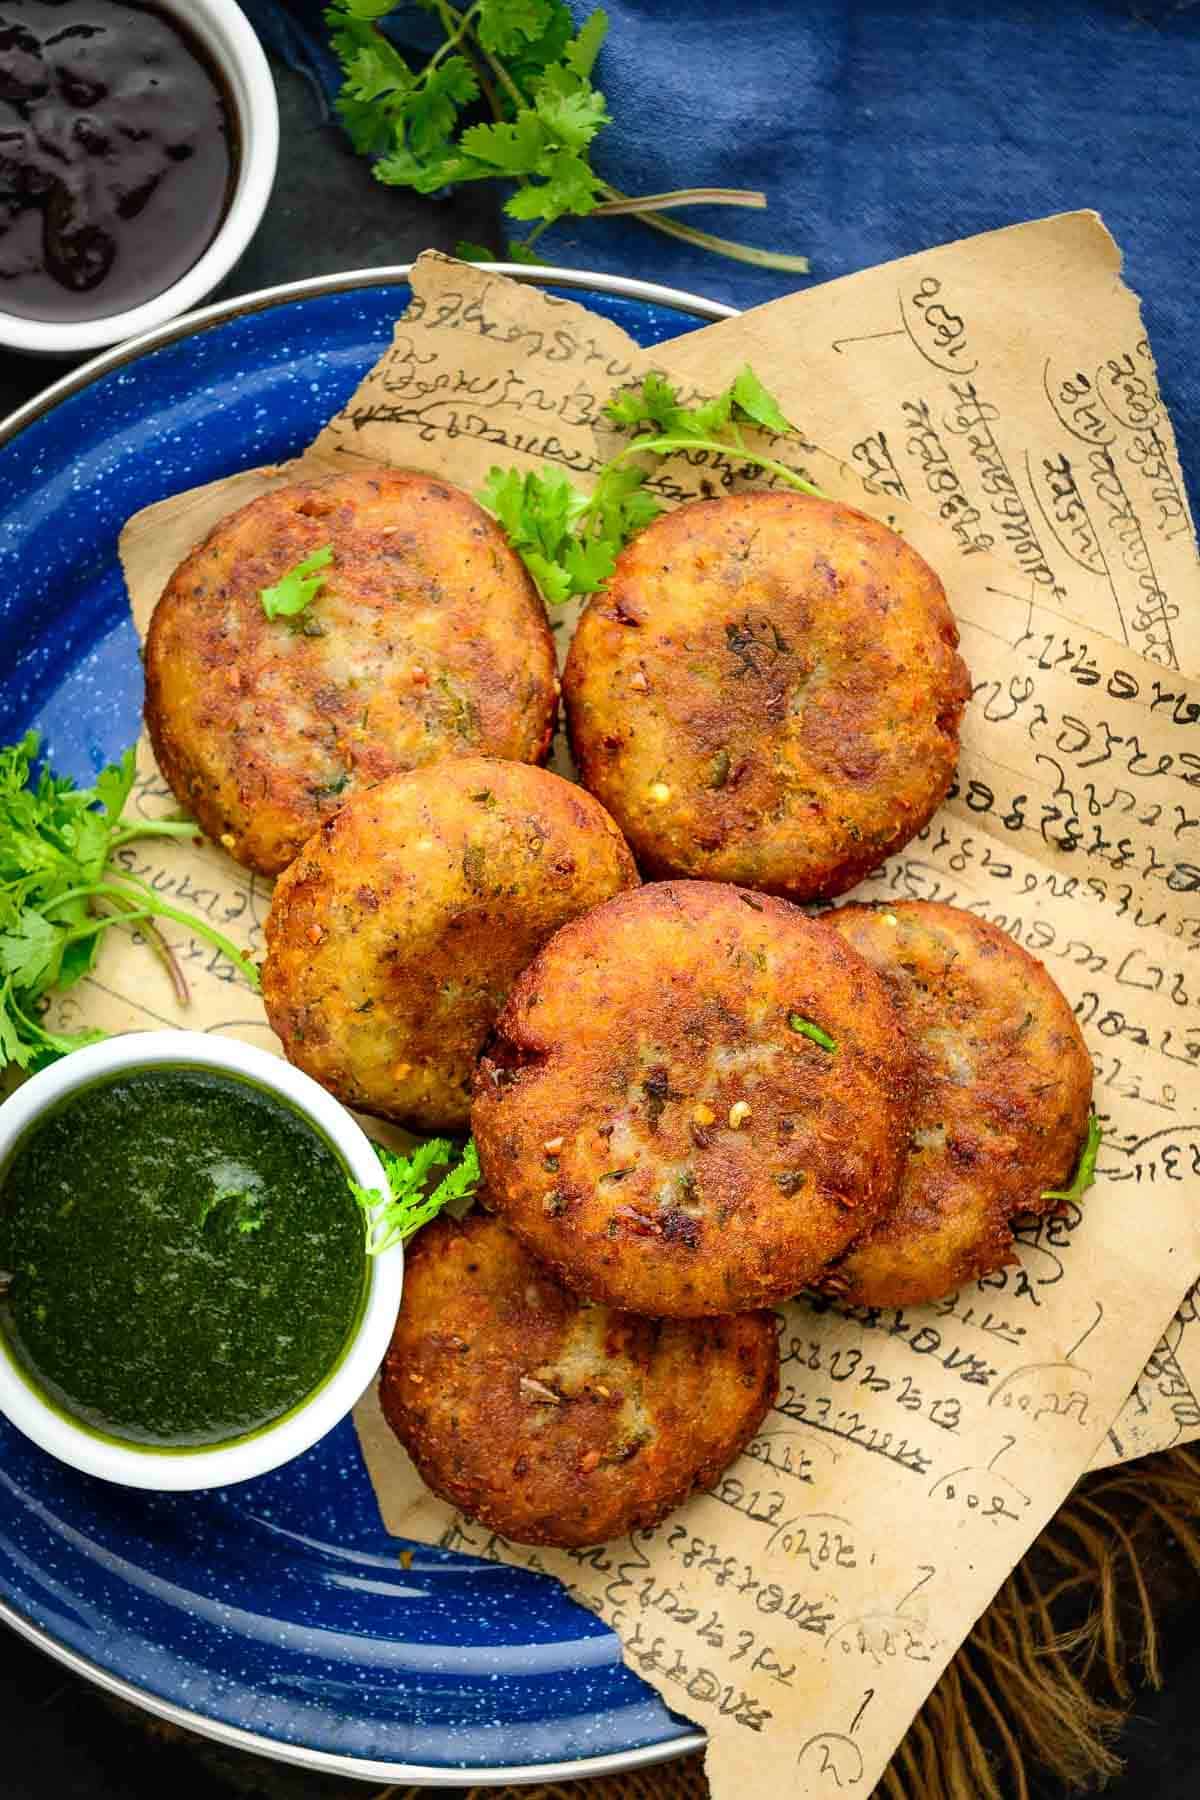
[562,492,970,901]
[145,466,558,875]
[262,757,638,1133]
[819,901,1095,1306]
[472,880,912,1315]
[381,1210,779,1548]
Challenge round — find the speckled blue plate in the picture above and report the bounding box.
[0,267,731,1786]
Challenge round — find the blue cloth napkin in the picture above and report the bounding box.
[241,0,1200,507]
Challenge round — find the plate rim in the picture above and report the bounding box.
[0,261,735,451]
[0,261,725,1787]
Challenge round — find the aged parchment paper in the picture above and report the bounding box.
[88,227,1200,1796]
[663,210,1198,673]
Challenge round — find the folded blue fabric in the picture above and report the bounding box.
[242,0,1200,509]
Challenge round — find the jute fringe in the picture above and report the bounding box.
[111,1447,1200,1798]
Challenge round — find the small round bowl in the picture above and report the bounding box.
[0,1031,401,1490]
[0,0,279,357]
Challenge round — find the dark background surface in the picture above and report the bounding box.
[2,27,1200,1800]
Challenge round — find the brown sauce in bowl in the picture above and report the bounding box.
[0,0,235,323]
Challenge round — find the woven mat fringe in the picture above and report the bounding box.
[117,1447,1200,1799]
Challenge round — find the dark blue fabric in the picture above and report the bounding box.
[243,1,1200,502]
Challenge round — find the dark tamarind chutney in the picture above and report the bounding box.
[0,0,235,323]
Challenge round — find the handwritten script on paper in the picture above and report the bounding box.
[663,211,1199,674]
[101,229,1200,1797]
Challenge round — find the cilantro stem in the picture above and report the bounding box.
[425,0,482,74]
[473,28,526,111]
[42,879,260,991]
[108,818,201,852]
[599,187,812,273]
[604,436,824,500]
[592,188,768,216]
[4,985,101,1057]
[99,891,189,1005]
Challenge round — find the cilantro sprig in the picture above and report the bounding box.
[351,1137,482,1254]
[326,2,808,273]
[260,545,334,621]
[478,363,821,605]
[0,732,260,1074]
[1041,1114,1102,1205]
[478,459,659,605]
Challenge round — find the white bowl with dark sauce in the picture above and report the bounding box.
[0,0,279,354]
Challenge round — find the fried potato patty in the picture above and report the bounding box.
[473,880,912,1315]
[819,901,1094,1306]
[262,757,637,1132]
[145,466,558,875]
[562,492,970,900]
[381,1211,778,1548]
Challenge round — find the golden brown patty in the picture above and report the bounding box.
[262,757,637,1133]
[381,1210,778,1548]
[563,492,970,901]
[473,880,912,1315]
[145,466,558,875]
[819,901,1094,1306]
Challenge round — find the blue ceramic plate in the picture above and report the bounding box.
[0,268,732,1786]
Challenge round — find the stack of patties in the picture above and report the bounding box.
[372,498,1093,1549]
[148,472,1094,1550]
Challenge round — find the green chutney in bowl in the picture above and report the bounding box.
[0,1031,400,1490]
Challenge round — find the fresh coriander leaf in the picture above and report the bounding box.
[476,465,599,603]
[340,41,413,105]
[605,366,793,442]
[455,240,497,262]
[532,74,610,154]
[0,909,63,991]
[503,4,575,90]
[587,458,663,544]
[374,145,467,193]
[477,465,532,542]
[603,372,683,435]
[619,488,665,534]
[731,363,795,435]
[0,730,260,1074]
[476,0,557,57]
[93,747,137,823]
[458,112,548,176]
[1041,1114,1102,1204]
[505,238,544,264]
[563,7,608,78]
[684,388,734,436]
[521,550,576,605]
[789,1013,836,1052]
[260,545,334,621]
[353,1138,481,1253]
[336,0,397,18]
[430,1138,482,1209]
[405,55,478,158]
[326,7,415,154]
[561,535,619,593]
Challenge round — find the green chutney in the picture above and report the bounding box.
[0,1066,368,1450]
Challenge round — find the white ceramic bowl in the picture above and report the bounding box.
[0,1031,401,1490]
[0,0,279,356]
